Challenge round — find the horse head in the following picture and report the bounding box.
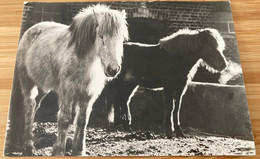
[94,5,128,77]
[69,5,129,78]
[198,28,228,73]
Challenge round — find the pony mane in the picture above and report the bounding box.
[68,4,129,58]
[159,28,225,56]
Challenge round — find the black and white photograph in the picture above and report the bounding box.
[4,1,256,156]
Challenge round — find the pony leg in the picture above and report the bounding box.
[18,72,40,155]
[113,83,138,131]
[72,96,94,156]
[71,105,86,156]
[33,88,48,118]
[172,84,189,138]
[163,88,175,138]
[52,99,72,156]
[23,87,47,156]
[172,97,185,137]
[163,87,185,138]
[22,95,36,155]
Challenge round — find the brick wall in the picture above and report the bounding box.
[20,2,67,37]
[21,1,234,35]
[21,1,242,82]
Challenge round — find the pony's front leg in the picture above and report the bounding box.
[163,88,175,138]
[113,83,138,131]
[52,100,72,156]
[172,96,185,137]
[163,87,185,138]
[72,96,94,156]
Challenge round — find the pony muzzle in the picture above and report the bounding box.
[105,65,121,77]
[218,59,228,72]
[219,60,229,73]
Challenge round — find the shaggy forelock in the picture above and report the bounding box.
[68,4,129,58]
[201,28,225,52]
[97,8,129,41]
[80,4,129,40]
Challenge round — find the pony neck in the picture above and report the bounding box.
[187,54,201,70]
[171,53,201,81]
[177,53,200,73]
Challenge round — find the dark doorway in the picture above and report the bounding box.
[127,18,168,44]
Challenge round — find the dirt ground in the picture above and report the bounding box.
[6,122,249,156]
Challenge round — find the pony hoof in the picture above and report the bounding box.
[115,124,124,131]
[22,145,33,156]
[176,133,186,138]
[175,129,185,138]
[123,125,132,132]
[166,132,174,139]
[6,141,23,154]
[71,151,83,156]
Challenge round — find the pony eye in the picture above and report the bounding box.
[100,36,105,45]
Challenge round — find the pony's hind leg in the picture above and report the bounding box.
[33,88,48,118]
[172,96,185,138]
[18,73,41,155]
[52,94,74,156]
[163,85,186,138]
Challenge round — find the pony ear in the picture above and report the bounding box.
[68,15,99,58]
[200,29,211,35]
[121,10,127,18]
[92,9,99,26]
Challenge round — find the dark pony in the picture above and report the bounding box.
[111,28,227,138]
[6,5,128,156]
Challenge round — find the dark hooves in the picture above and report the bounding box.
[166,127,186,139]
[166,132,186,139]
[22,145,33,156]
[175,127,186,138]
[123,125,132,132]
[165,131,174,139]
[115,124,132,132]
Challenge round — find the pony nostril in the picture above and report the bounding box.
[221,61,228,70]
[106,66,120,77]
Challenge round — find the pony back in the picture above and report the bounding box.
[159,28,225,57]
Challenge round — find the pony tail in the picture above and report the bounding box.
[68,14,99,58]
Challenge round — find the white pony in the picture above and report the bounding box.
[8,4,128,156]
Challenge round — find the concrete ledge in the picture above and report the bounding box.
[35,82,254,140]
[180,82,253,140]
